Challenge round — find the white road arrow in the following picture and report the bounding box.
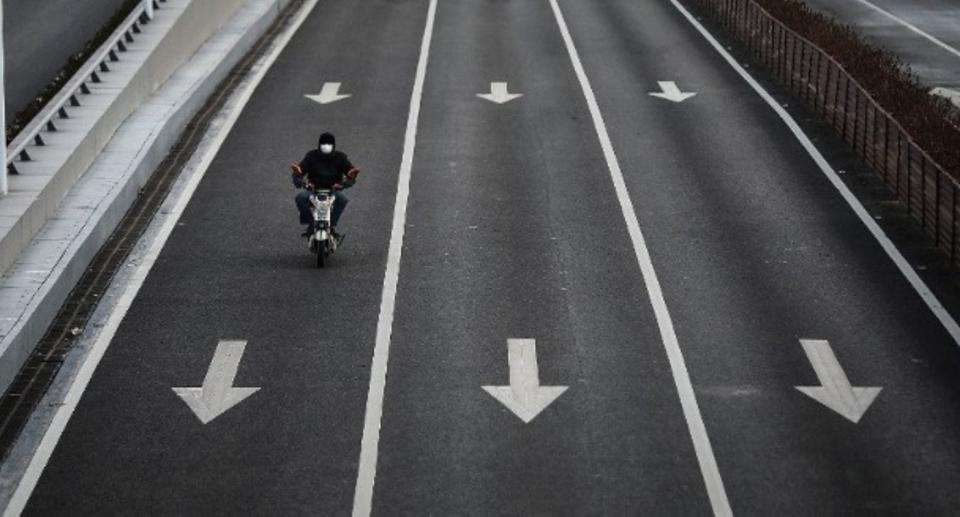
[482,339,568,423]
[648,81,697,103]
[305,82,352,104]
[930,87,960,109]
[477,82,523,104]
[173,340,260,424]
[795,339,880,424]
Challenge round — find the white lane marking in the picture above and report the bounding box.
[1,1,320,514]
[305,82,352,104]
[547,1,732,515]
[851,0,960,61]
[649,80,698,102]
[477,82,523,104]
[482,339,569,423]
[795,339,881,424]
[172,340,261,425]
[351,0,437,515]
[667,0,960,348]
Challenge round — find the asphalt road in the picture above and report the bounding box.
[11,0,960,514]
[3,0,130,119]
[803,0,960,89]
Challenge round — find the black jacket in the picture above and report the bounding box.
[298,149,357,189]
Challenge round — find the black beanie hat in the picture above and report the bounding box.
[318,132,336,149]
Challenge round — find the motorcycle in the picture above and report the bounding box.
[306,187,340,268]
[291,162,356,268]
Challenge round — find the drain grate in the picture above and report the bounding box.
[0,0,306,462]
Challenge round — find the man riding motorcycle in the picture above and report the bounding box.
[291,132,360,240]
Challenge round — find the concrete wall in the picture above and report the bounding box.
[0,0,294,396]
[0,0,246,277]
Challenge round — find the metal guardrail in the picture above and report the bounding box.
[696,0,960,266]
[2,0,163,195]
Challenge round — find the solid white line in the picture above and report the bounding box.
[667,0,960,347]
[546,1,732,515]
[351,0,437,515]
[851,0,960,61]
[1,2,320,515]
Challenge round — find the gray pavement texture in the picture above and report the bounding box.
[803,0,960,89]
[3,0,130,119]
[13,0,960,514]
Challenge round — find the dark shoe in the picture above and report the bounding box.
[333,231,345,247]
[301,224,314,237]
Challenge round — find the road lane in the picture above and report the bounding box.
[802,0,960,89]
[368,0,713,514]
[9,0,960,513]
[561,0,960,513]
[17,0,429,514]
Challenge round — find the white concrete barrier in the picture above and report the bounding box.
[0,0,296,398]
[0,0,247,278]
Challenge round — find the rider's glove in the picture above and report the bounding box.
[290,162,305,188]
[343,167,360,188]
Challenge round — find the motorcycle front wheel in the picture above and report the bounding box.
[317,241,327,268]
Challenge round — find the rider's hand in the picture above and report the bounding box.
[333,183,344,191]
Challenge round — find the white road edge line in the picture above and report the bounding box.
[666,0,960,347]
[351,0,437,515]
[1,1,320,514]
[546,1,733,515]
[852,0,960,61]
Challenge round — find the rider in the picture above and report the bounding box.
[291,132,360,239]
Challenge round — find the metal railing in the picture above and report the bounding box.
[2,0,162,195]
[696,0,960,265]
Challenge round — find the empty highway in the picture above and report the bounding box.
[5,0,960,515]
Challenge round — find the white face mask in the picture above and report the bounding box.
[320,144,334,154]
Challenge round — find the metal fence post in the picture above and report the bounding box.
[922,156,928,232]
[1,0,6,197]
[852,87,860,151]
[950,182,957,263]
[924,158,942,248]
[884,114,892,181]
[813,52,822,112]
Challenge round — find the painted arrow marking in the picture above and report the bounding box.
[795,339,880,424]
[477,82,523,104]
[483,339,567,423]
[648,81,697,102]
[173,340,260,424]
[305,82,352,104]
[930,87,960,109]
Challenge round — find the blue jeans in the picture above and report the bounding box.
[295,190,349,228]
